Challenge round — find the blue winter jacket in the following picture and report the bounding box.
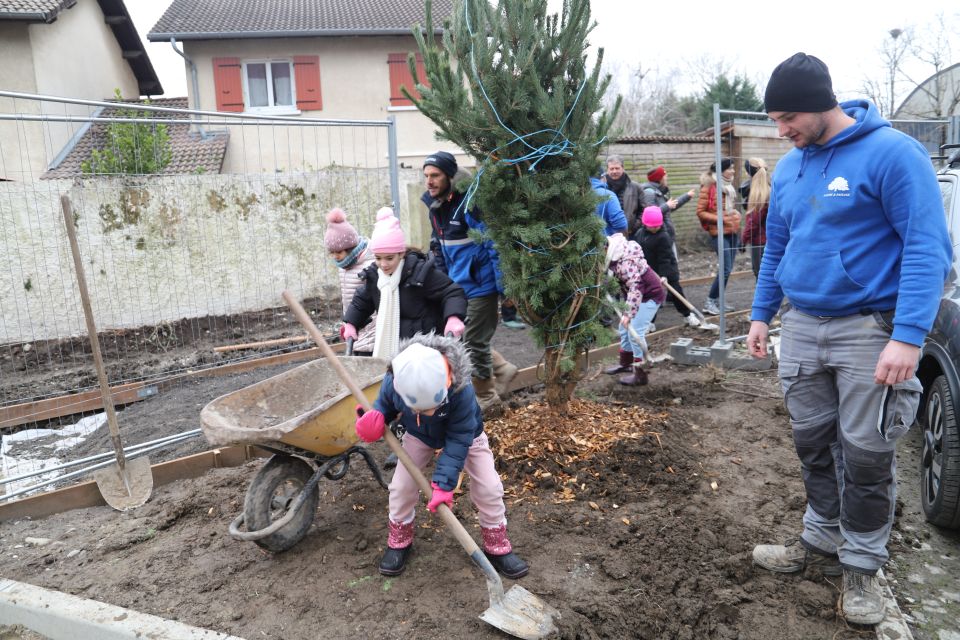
[372,336,484,491]
[751,99,952,346]
[590,177,628,236]
[422,189,503,299]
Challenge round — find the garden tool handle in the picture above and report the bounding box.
[660,276,707,321]
[346,337,355,356]
[281,291,486,559]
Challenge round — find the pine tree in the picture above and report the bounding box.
[408,0,619,410]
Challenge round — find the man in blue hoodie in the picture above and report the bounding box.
[746,53,951,626]
[590,174,628,237]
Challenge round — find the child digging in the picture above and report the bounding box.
[342,207,467,359]
[633,206,702,329]
[604,233,665,386]
[354,334,529,578]
[325,208,376,355]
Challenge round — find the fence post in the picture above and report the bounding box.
[713,103,727,344]
[388,115,401,217]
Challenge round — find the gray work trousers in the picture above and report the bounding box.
[777,308,922,573]
[465,293,499,379]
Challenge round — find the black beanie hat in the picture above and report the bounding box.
[423,151,458,179]
[710,158,733,174]
[764,52,838,113]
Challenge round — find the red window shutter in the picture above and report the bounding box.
[388,53,429,106]
[293,56,322,111]
[212,57,244,112]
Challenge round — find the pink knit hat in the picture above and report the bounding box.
[641,206,663,227]
[369,207,405,254]
[324,208,360,252]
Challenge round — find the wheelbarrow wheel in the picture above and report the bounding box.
[244,455,319,553]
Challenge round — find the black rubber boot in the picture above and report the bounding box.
[618,363,649,386]
[484,551,529,579]
[604,350,633,375]
[379,546,412,576]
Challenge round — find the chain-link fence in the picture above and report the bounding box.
[0,90,416,501]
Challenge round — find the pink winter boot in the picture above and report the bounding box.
[481,524,529,579]
[379,520,414,576]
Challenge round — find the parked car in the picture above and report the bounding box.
[916,144,960,529]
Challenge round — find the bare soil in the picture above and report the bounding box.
[0,297,877,639]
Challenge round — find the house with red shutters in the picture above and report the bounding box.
[147,0,465,172]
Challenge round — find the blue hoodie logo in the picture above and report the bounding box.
[825,176,850,197]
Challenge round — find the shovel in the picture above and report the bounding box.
[282,291,559,640]
[659,277,719,331]
[61,195,152,510]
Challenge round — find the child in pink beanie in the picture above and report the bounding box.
[325,208,376,355]
[343,208,468,359]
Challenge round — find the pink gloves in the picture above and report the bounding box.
[354,405,385,443]
[427,482,454,513]
[340,323,358,341]
[444,316,465,338]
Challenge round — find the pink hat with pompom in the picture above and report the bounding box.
[324,208,360,252]
[369,207,406,254]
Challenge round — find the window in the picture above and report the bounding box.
[242,60,296,112]
[388,53,429,109]
[213,56,322,114]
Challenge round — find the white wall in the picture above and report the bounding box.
[182,36,467,172]
[0,168,426,343]
[0,0,143,181]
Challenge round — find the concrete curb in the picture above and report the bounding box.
[875,568,914,640]
[0,578,245,640]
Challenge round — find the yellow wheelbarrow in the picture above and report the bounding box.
[200,355,389,552]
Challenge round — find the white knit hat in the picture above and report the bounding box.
[605,233,627,268]
[391,343,449,411]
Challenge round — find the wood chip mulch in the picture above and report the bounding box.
[484,398,666,503]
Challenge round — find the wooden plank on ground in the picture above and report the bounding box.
[0,445,270,522]
[680,269,752,287]
[0,343,344,430]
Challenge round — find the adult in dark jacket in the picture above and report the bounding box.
[603,155,644,235]
[343,250,466,344]
[421,151,517,415]
[640,165,696,246]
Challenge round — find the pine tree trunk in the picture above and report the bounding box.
[543,346,577,413]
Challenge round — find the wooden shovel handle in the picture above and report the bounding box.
[281,291,486,558]
[61,195,127,470]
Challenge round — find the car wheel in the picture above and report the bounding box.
[920,374,960,528]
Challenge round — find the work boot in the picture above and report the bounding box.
[380,520,414,576]
[472,376,503,418]
[840,569,885,625]
[604,350,633,375]
[752,539,842,576]
[481,524,529,579]
[618,360,648,386]
[491,349,519,398]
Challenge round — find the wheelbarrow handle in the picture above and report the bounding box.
[281,291,500,581]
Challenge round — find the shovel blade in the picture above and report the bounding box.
[93,456,153,511]
[479,585,560,640]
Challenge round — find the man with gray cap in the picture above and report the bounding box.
[421,151,517,415]
[746,53,952,625]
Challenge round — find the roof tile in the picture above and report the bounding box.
[148,0,453,39]
[42,98,229,179]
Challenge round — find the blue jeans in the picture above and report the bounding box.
[618,299,661,360]
[708,233,739,300]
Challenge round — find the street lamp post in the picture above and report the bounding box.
[889,28,903,116]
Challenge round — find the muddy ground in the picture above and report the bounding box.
[2,250,952,639]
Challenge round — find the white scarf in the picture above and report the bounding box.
[373,265,403,359]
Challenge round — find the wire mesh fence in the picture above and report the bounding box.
[0,90,415,501]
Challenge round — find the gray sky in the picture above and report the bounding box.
[129,0,959,105]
